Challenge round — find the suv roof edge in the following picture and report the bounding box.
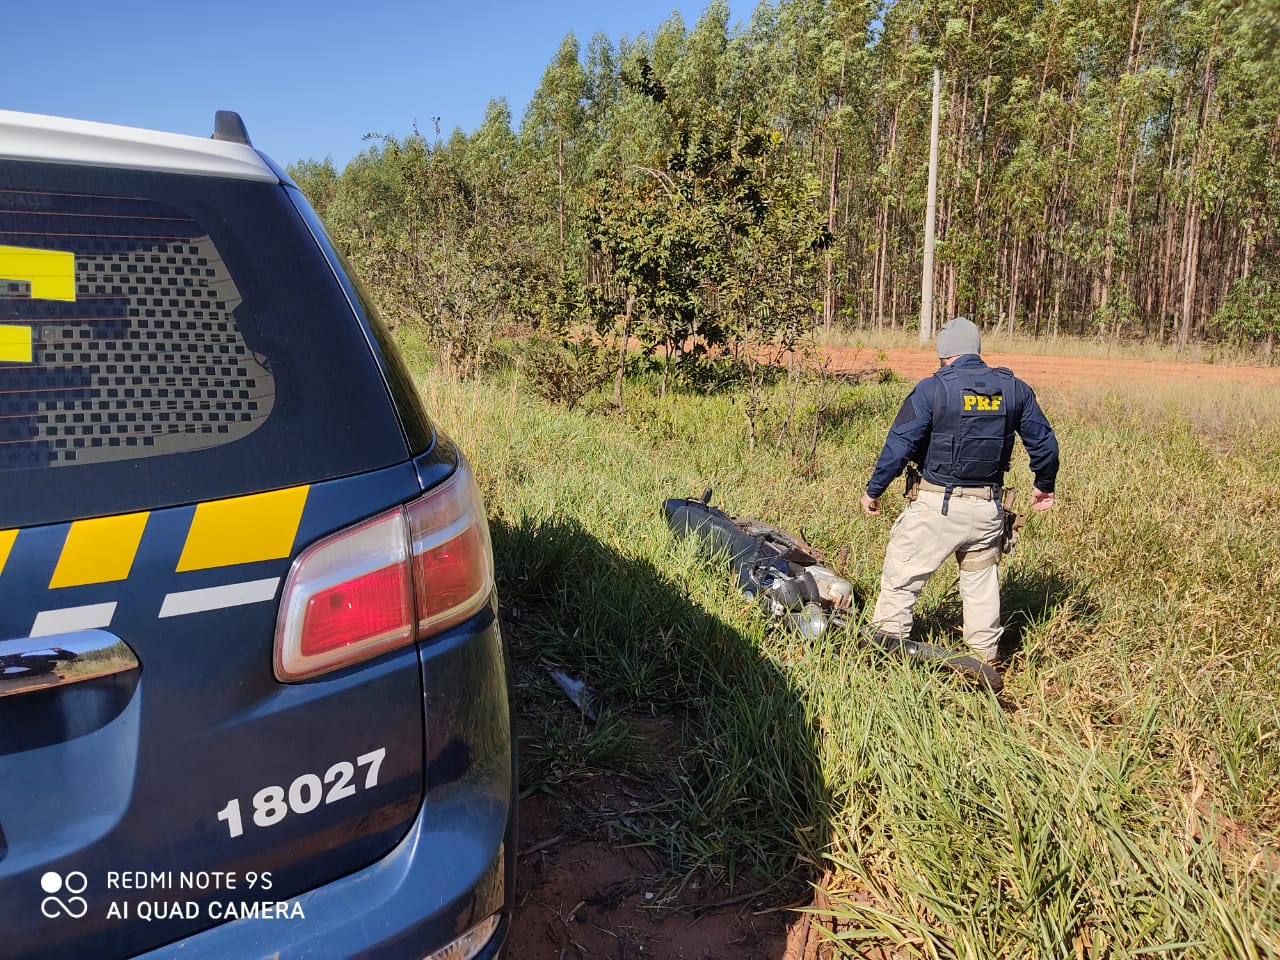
[0,109,279,183]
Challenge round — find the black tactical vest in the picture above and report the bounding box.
[923,362,1017,487]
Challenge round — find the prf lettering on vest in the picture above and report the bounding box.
[963,394,1003,412]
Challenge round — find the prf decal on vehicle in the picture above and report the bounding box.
[215,748,387,839]
[0,325,33,364]
[177,486,311,572]
[0,244,77,363]
[50,512,150,588]
[9,485,311,637]
[0,244,76,300]
[0,530,16,577]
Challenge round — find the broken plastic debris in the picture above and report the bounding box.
[549,669,597,720]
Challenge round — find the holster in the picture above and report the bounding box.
[999,487,1025,559]
[904,464,921,502]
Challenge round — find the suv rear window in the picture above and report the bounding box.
[0,160,409,528]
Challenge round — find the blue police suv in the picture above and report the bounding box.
[0,110,513,960]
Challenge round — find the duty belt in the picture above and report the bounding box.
[918,479,1001,515]
[918,480,1000,500]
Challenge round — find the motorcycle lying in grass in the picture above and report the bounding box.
[662,489,1003,693]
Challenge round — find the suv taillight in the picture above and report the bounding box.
[274,461,494,682]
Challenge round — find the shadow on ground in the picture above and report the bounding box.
[491,513,830,960]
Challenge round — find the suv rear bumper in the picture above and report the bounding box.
[136,609,514,960]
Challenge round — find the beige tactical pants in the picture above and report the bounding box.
[870,489,1004,662]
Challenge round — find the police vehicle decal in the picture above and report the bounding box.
[0,242,76,364]
[49,512,150,588]
[0,529,15,574]
[0,323,34,363]
[7,485,310,636]
[158,578,281,619]
[177,486,309,571]
[30,601,117,637]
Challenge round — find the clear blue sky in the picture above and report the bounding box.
[3,0,756,170]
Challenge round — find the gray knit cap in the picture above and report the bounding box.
[936,316,981,358]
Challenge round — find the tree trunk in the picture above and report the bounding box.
[1178,48,1217,349]
[557,132,565,254]
[823,145,840,330]
[1178,200,1201,351]
[614,294,634,408]
[1007,238,1022,336]
[1099,0,1145,329]
[920,65,942,342]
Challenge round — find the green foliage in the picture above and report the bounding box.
[286,0,1280,388]
[1213,274,1280,353]
[297,109,557,376]
[521,336,613,411]
[285,157,338,218]
[581,19,831,397]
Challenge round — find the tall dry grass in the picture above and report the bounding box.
[407,330,1280,958]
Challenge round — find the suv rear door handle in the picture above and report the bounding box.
[0,630,139,699]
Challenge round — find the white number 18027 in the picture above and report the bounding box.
[216,748,386,839]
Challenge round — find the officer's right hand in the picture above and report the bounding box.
[861,493,881,516]
[1031,488,1055,512]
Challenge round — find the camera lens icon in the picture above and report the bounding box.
[40,871,89,919]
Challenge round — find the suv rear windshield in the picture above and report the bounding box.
[0,160,409,528]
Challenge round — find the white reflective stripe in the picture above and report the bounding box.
[30,602,118,637]
[158,578,280,618]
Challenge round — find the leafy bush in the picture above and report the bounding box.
[522,337,613,411]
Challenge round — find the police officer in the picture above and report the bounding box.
[860,317,1059,665]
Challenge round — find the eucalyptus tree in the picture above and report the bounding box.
[523,33,589,256]
[289,0,1280,365]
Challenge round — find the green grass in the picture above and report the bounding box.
[404,328,1280,958]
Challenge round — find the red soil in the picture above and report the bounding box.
[827,345,1280,391]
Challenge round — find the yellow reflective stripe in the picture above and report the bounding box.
[0,530,16,575]
[0,326,33,363]
[0,245,77,301]
[49,513,150,589]
[176,486,310,572]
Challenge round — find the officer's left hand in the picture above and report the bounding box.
[1031,488,1055,512]
[861,493,881,516]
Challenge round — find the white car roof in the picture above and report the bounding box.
[0,110,279,183]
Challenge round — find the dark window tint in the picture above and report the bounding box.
[0,161,408,528]
[1,187,272,466]
[286,190,434,456]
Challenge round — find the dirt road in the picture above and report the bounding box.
[830,345,1280,391]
